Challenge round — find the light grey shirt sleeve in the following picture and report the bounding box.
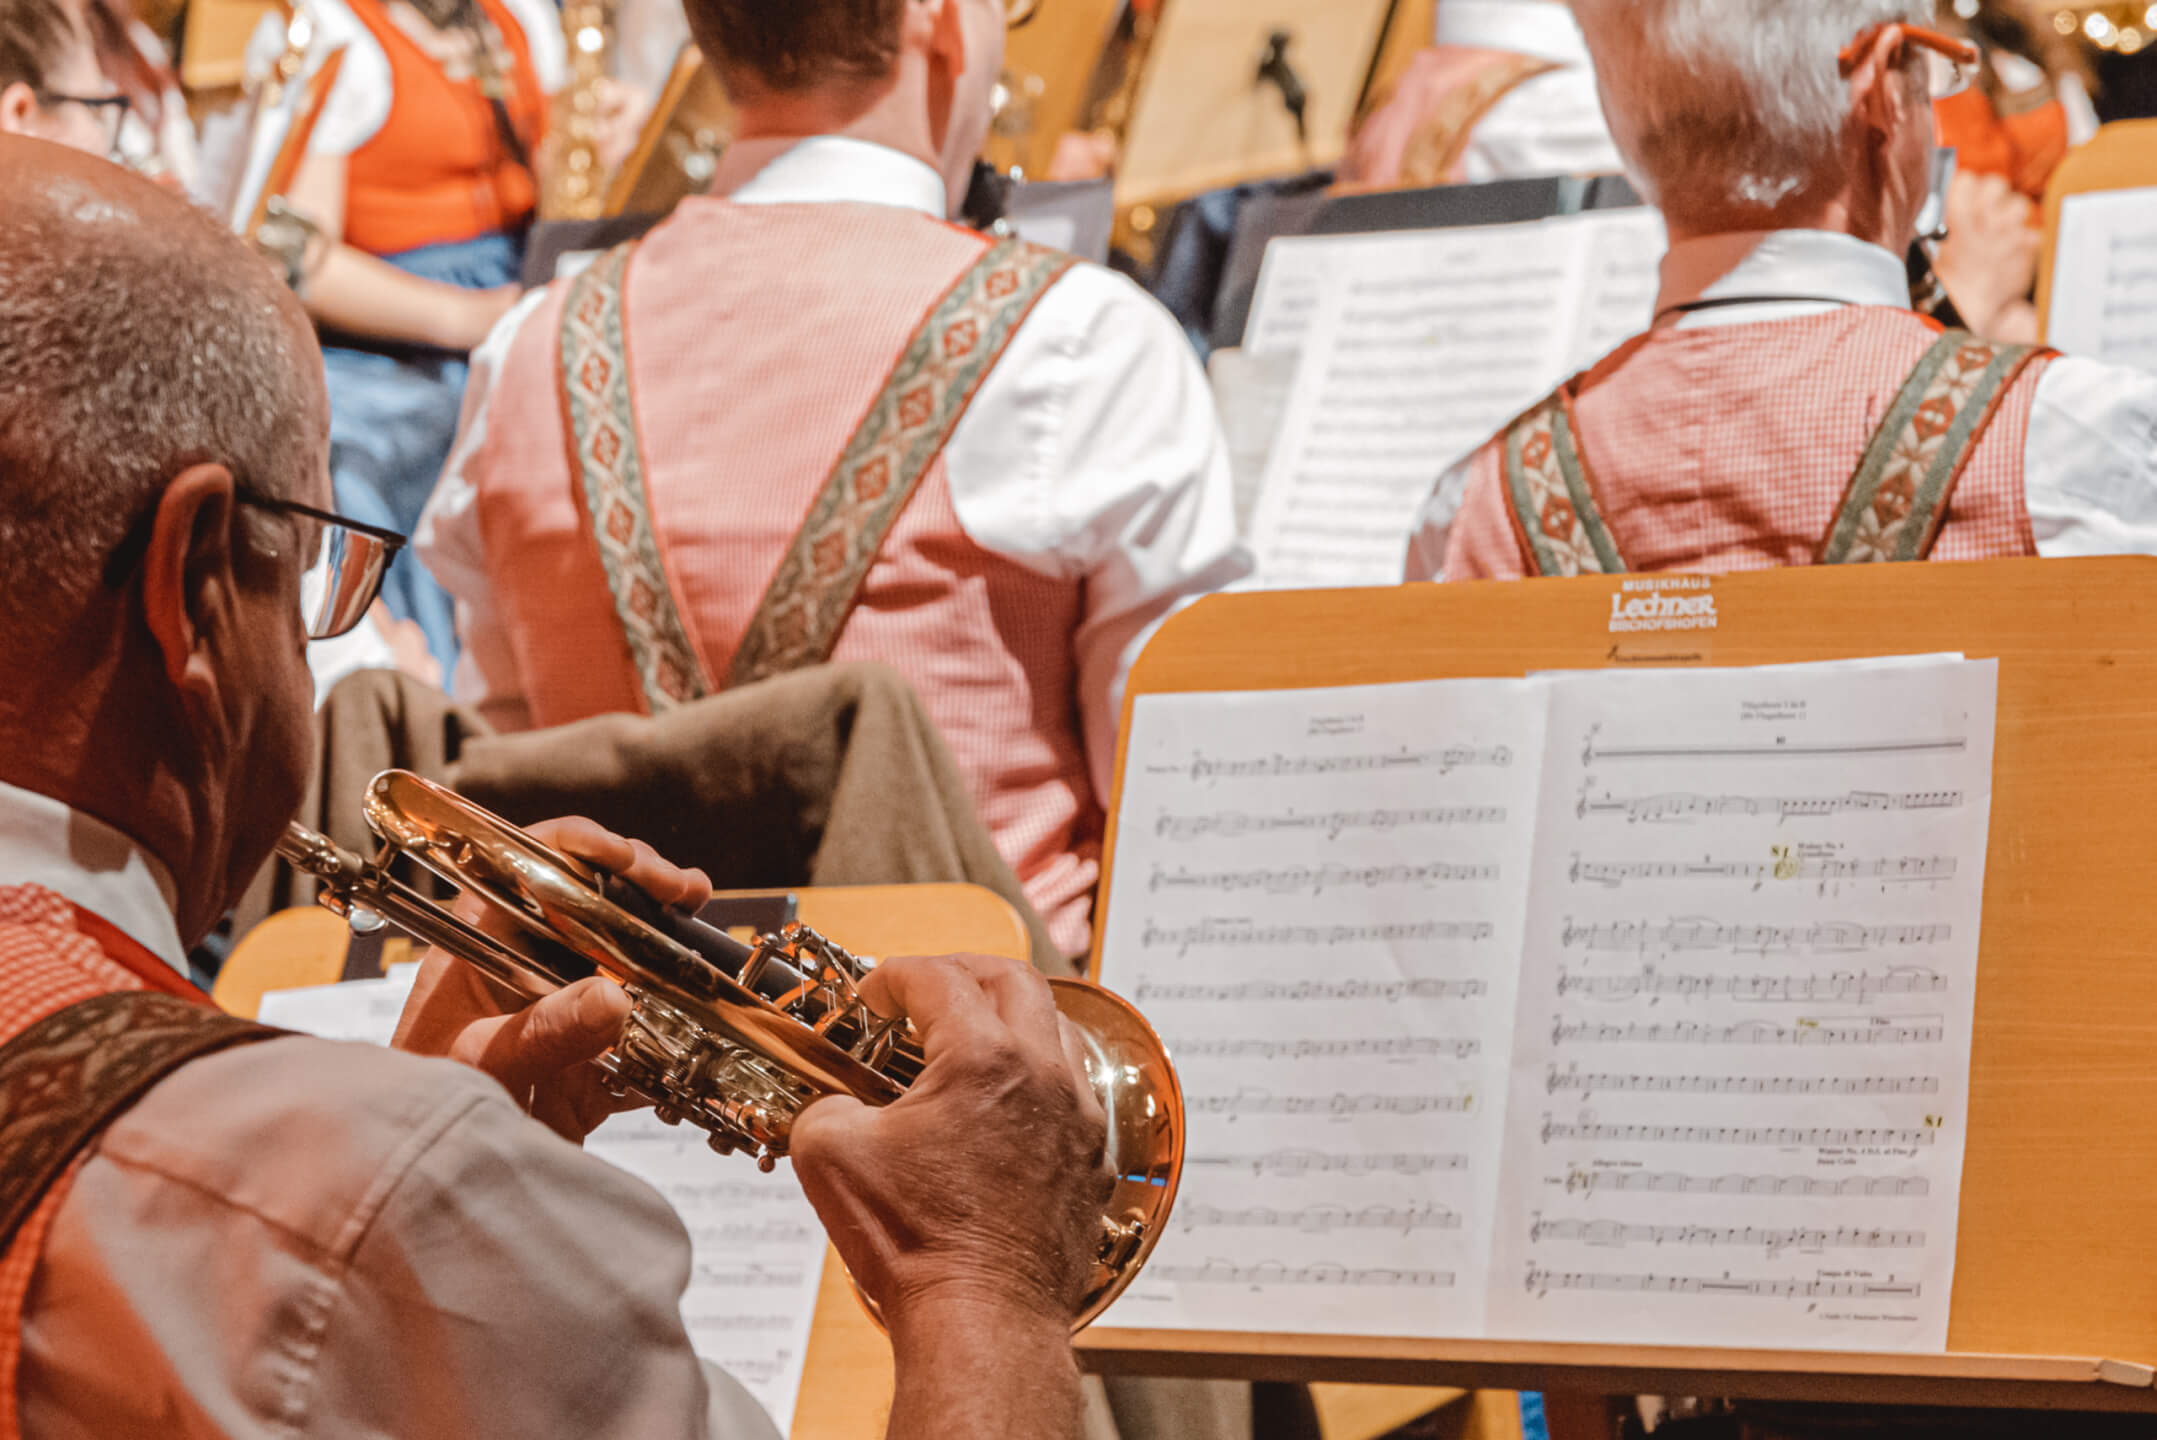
[19,1036,779,1440]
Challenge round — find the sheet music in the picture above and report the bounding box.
[1569,209,1668,371]
[2047,187,2157,371]
[1095,679,1549,1335]
[1099,658,1997,1352]
[1245,212,1665,588]
[586,1116,830,1432]
[257,972,828,1430]
[1491,658,1996,1351]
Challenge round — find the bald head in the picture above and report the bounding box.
[0,137,327,664]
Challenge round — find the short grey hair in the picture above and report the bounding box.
[0,156,322,623]
[1572,0,1929,220]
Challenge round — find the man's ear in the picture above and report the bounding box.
[0,82,42,137]
[927,0,968,76]
[139,465,242,727]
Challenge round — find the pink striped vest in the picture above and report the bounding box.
[471,199,1101,952]
[1445,307,2054,579]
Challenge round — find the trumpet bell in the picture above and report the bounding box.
[1050,976,1184,1327]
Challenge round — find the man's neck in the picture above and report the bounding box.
[1663,189,1910,258]
[723,71,943,198]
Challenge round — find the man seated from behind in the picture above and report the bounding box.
[1405,0,2157,583]
[420,0,1248,958]
[0,134,1114,1440]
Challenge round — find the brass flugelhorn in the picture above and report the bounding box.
[275,770,1183,1329]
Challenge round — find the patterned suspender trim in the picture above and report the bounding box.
[559,242,716,715]
[728,238,1079,688]
[0,992,279,1254]
[1501,389,1628,578]
[1819,331,2050,565]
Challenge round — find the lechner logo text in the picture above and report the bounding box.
[1609,589,1718,633]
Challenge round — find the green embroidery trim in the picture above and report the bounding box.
[728,237,1079,688]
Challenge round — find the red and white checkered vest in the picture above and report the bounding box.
[1445,307,2054,579]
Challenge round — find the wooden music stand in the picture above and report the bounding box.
[1075,557,2157,1414]
[2036,117,2157,339]
[1113,0,1393,216]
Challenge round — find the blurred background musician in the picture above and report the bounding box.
[249,0,563,670]
[419,0,1249,960]
[1339,0,1622,191]
[1406,0,2157,585]
[80,0,197,187]
[0,135,1114,1440]
[0,0,129,154]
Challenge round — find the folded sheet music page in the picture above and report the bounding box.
[1489,658,1997,1351]
[2047,186,2157,370]
[1098,656,1998,1352]
[1095,678,1551,1334]
[1244,209,1666,588]
[585,1117,830,1431]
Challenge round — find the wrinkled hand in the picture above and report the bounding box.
[392,816,712,1142]
[789,955,1113,1329]
[1933,171,2042,339]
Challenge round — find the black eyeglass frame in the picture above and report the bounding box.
[32,88,131,143]
[235,491,408,642]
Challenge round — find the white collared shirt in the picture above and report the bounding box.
[1405,227,2157,577]
[420,136,1250,801]
[1432,0,1624,184]
[0,777,187,980]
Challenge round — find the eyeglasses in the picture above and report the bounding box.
[34,89,131,150]
[1839,23,1980,100]
[236,493,407,641]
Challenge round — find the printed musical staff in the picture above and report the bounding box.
[1153,804,1508,843]
[1149,744,1513,786]
[1158,1261,1457,1288]
[1141,918,1495,955]
[1190,1089,1476,1118]
[691,1263,812,1288]
[686,1220,819,1247]
[1186,1150,1469,1178]
[1150,860,1499,897]
[1546,1065,1939,1099]
[1561,1169,1932,1199]
[1556,965,1947,1005]
[1540,1118,1937,1148]
[1571,854,1956,889]
[1524,1269,1921,1300]
[1561,919,1951,954]
[1552,1017,1944,1048]
[1171,1035,1481,1061]
[1577,788,1964,824]
[1527,1219,1924,1255]
[1584,736,1965,764]
[1179,1202,1463,1236]
[1137,977,1488,1005]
